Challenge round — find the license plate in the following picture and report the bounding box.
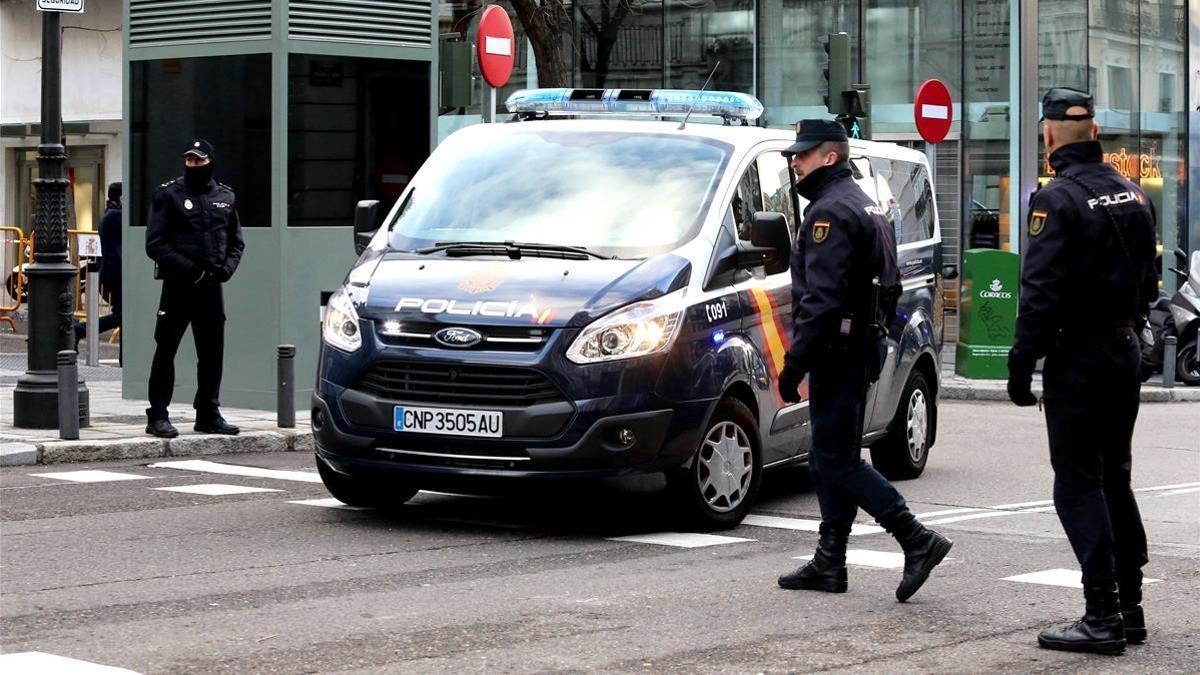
[393,405,503,438]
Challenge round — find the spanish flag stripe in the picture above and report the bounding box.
[748,287,787,378]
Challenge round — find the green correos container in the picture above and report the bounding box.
[956,249,1020,379]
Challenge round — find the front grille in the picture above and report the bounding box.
[378,321,552,353]
[355,362,566,407]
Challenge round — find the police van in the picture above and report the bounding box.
[313,89,948,528]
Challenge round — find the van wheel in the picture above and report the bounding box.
[870,370,932,480]
[667,398,762,531]
[316,458,418,508]
[1178,337,1200,386]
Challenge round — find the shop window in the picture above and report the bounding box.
[130,55,271,229]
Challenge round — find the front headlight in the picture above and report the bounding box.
[322,287,362,353]
[566,290,685,364]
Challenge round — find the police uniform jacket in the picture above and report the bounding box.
[145,177,245,282]
[1012,141,1158,363]
[785,163,900,374]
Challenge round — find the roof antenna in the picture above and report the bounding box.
[678,60,721,131]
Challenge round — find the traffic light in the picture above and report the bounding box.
[819,32,851,115]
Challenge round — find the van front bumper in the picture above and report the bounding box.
[311,390,712,484]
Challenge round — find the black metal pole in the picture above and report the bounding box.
[13,10,89,428]
[277,345,296,428]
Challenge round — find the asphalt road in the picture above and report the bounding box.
[2,401,1197,674]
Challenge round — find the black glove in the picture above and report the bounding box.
[209,264,232,283]
[777,364,805,404]
[1007,349,1038,407]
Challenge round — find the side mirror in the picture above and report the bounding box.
[353,199,381,255]
[941,264,959,281]
[749,211,791,275]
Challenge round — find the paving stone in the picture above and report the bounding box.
[0,441,39,466]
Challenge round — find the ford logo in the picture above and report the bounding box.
[433,327,483,348]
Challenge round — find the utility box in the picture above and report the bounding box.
[956,248,1020,379]
[440,35,474,110]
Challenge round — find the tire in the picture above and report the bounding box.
[667,398,762,531]
[870,370,933,480]
[316,458,419,508]
[1177,337,1200,386]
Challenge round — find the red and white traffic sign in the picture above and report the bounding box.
[477,5,515,89]
[914,79,952,144]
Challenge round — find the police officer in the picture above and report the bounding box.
[145,139,245,438]
[775,119,952,601]
[1008,88,1158,655]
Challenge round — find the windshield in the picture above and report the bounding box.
[386,128,732,258]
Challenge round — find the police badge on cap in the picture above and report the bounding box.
[183,139,214,160]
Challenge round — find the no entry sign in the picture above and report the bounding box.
[914,79,952,144]
[477,5,515,89]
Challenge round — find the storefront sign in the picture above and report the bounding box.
[1043,148,1162,182]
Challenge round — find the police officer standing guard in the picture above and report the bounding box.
[145,139,245,438]
[775,120,952,601]
[1008,88,1158,655]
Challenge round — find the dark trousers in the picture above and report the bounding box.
[807,360,906,528]
[147,279,225,422]
[1043,329,1148,587]
[75,286,122,363]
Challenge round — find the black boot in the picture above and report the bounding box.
[880,509,953,602]
[778,523,849,593]
[1038,582,1126,655]
[1119,574,1145,644]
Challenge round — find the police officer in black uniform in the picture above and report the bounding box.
[1008,88,1158,655]
[145,139,245,438]
[775,120,952,601]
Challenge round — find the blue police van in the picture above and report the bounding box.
[313,89,948,528]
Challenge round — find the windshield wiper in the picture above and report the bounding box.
[414,240,615,260]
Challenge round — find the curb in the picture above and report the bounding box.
[942,382,1200,403]
[5,430,313,467]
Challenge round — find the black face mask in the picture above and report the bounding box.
[184,163,214,191]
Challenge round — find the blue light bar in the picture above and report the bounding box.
[505,88,765,121]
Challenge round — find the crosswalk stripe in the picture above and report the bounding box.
[608,532,755,548]
[793,549,928,570]
[0,651,139,673]
[1003,568,1162,589]
[287,498,370,511]
[148,460,321,483]
[742,514,884,536]
[154,484,283,496]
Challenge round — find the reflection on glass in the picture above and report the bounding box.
[388,128,731,257]
[758,0,857,128]
[961,0,1012,251]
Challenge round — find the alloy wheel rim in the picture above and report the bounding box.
[906,389,928,464]
[697,421,753,513]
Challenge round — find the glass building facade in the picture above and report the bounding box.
[439,0,1194,320]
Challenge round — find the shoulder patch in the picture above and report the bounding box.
[1029,210,1048,237]
[812,220,831,244]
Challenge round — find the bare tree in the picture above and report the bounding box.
[576,0,637,89]
[508,0,573,87]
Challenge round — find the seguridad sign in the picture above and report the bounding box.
[37,0,85,13]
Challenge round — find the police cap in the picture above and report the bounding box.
[783,119,848,156]
[183,138,214,160]
[1041,87,1094,121]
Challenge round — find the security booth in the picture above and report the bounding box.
[122,1,438,410]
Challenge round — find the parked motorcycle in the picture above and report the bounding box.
[1169,248,1200,385]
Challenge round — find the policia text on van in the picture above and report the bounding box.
[312,89,948,529]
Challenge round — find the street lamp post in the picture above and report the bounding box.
[12,9,89,429]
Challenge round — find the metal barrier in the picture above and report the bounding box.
[0,226,31,332]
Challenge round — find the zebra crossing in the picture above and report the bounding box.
[25,460,1194,593]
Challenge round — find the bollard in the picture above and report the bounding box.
[58,350,79,440]
[86,266,100,366]
[1163,335,1177,389]
[277,345,296,428]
